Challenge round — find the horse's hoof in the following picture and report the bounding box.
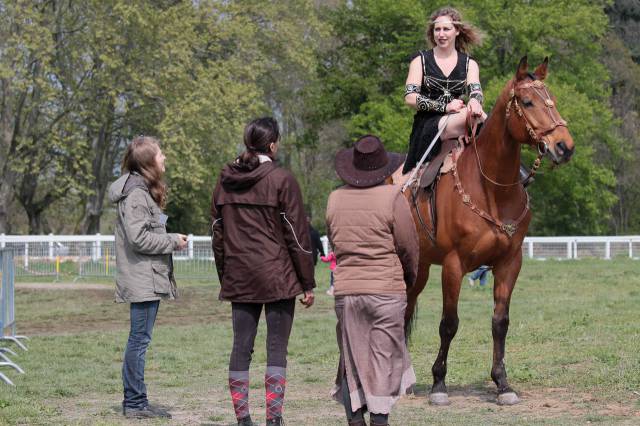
[429,392,450,406]
[497,392,519,405]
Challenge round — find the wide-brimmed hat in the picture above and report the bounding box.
[335,135,405,188]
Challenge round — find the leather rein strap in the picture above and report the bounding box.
[451,79,563,238]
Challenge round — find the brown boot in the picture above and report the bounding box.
[370,421,388,426]
[348,419,367,426]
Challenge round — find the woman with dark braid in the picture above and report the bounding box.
[402,6,485,177]
[211,117,315,426]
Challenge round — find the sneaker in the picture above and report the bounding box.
[326,287,334,296]
[123,405,172,419]
[147,404,172,418]
[467,277,475,287]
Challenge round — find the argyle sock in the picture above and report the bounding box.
[265,366,286,420]
[229,370,250,420]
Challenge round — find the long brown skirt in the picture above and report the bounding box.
[331,294,416,414]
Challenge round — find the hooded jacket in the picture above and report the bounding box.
[109,172,181,303]
[211,161,315,303]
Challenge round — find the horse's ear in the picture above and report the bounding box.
[516,55,528,81]
[534,57,549,80]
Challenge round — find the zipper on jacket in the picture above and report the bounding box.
[280,212,311,254]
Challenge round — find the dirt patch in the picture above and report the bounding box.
[16,285,230,336]
[49,383,640,425]
[16,282,113,290]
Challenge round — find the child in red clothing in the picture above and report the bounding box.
[320,252,336,296]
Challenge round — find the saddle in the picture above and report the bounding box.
[409,115,480,243]
[418,138,460,190]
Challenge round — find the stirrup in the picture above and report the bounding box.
[519,164,534,187]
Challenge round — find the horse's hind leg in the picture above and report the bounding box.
[491,253,522,405]
[429,256,463,406]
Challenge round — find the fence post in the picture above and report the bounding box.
[528,240,533,259]
[0,233,5,248]
[48,233,54,260]
[96,233,102,260]
[566,241,571,259]
[23,243,28,270]
[573,240,578,259]
[188,234,194,259]
[605,240,611,260]
[630,239,633,259]
[321,236,329,256]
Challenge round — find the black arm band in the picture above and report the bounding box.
[416,94,446,113]
[467,82,482,93]
[404,84,421,97]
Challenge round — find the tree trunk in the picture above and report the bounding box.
[0,184,14,234]
[80,108,118,234]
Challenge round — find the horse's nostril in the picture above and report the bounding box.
[557,141,574,160]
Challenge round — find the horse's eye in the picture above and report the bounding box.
[522,98,533,107]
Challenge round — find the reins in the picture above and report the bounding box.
[452,78,565,237]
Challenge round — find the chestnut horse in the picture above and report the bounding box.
[404,57,574,406]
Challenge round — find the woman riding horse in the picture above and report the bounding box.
[402,7,485,179]
[404,54,574,407]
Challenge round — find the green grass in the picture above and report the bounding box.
[1,260,639,425]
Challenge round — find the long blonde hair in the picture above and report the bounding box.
[121,136,168,209]
[425,7,483,53]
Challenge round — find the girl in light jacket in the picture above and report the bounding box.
[109,136,188,419]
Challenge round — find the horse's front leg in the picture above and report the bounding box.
[430,255,463,406]
[491,252,522,405]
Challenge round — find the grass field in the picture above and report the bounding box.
[1,259,639,425]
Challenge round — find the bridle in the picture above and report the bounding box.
[452,78,568,237]
[506,78,568,150]
[476,78,569,186]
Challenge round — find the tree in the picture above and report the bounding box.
[604,1,640,233]
[316,0,621,235]
[0,0,91,234]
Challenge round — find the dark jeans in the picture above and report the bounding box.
[229,298,296,371]
[122,300,160,409]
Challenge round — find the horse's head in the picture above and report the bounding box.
[505,56,574,165]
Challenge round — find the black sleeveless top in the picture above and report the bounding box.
[403,49,469,173]
[418,49,469,106]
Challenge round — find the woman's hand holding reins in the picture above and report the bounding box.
[446,99,465,113]
[467,98,484,118]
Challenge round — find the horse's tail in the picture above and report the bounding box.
[404,297,419,341]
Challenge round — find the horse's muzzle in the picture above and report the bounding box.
[557,141,574,160]
[553,141,574,163]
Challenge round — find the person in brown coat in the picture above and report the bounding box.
[210,117,315,426]
[326,135,419,426]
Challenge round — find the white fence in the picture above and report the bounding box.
[0,234,215,279]
[0,234,638,279]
